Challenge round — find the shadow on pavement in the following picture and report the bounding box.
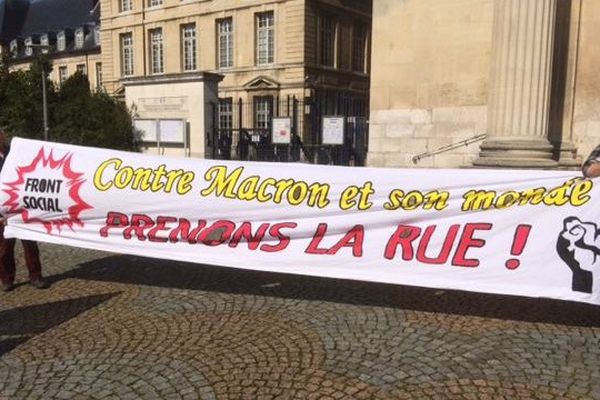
[0,292,120,356]
[53,254,600,328]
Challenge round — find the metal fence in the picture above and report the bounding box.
[207,94,369,166]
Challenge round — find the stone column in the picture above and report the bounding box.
[475,0,558,168]
[553,0,582,169]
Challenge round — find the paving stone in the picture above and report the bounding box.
[1,243,600,399]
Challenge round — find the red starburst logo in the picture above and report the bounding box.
[2,147,93,234]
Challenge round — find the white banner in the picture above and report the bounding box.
[1,138,599,305]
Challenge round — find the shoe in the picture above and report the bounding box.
[30,278,49,289]
[2,282,14,292]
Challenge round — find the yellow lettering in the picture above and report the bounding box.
[340,185,359,210]
[200,166,331,208]
[308,183,330,208]
[257,178,276,202]
[164,170,185,193]
[518,188,546,205]
[571,179,593,206]
[287,182,309,205]
[177,172,195,195]
[544,181,570,206]
[151,165,167,192]
[385,189,449,211]
[358,182,374,210]
[93,158,195,195]
[131,168,154,191]
[402,191,423,210]
[462,190,496,211]
[114,166,134,189]
[94,158,121,191]
[496,191,519,209]
[201,166,243,198]
[273,180,294,203]
[460,179,593,211]
[238,176,260,201]
[424,191,449,211]
[384,189,404,210]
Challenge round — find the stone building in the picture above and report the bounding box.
[0,0,371,159]
[99,0,371,158]
[368,0,599,169]
[0,0,103,91]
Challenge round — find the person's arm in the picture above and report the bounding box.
[584,162,600,178]
[582,144,600,178]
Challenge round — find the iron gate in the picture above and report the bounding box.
[207,93,369,166]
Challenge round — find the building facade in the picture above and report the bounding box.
[0,0,371,159]
[0,0,103,91]
[100,0,371,158]
[369,0,599,170]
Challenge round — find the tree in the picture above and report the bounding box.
[0,52,55,139]
[0,47,10,95]
[0,54,139,152]
[52,71,139,151]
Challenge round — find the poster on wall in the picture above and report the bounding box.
[2,137,600,306]
[322,116,345,145]
[133,119,158,142]
[272,117,292,144]
[159,119,186,144]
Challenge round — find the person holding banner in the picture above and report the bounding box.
[238,129,251,160]
[0,129,48,292]
[582,145,600,178]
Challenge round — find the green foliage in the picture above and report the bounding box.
[52,71,140,151]
[0,52,56,139]
[0,49,10,94]
[0,54,139,152]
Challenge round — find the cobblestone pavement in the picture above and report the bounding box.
[2,243,600,399]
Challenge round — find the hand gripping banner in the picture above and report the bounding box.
[1,138,599,305]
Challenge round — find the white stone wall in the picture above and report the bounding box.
[571,0,600,161]
[369,0,600,169]
[368,0,493,169]
[125,76,219,159]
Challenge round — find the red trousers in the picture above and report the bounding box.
[0,225,42,285]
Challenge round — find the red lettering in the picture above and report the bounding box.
[122,214,155,240]
[416,225,460,264]
[148,216,178,243]
[198,220,236,246]
[384,225,421,260]
[99,212,129,237]
[169,219,206,244]
[261,222,297,252]
[327,225,364,257]
[305,223,329,255]
[451,223,492,267]
[229,222,269,250]
[99,212,299,253]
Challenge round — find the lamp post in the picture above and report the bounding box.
[26,44,51,141]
